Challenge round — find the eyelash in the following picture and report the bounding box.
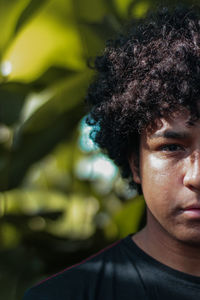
[159,144,184,152]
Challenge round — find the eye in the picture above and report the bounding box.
[160,144,184,152]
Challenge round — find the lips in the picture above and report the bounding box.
[182,204,200,218]
[183,204,200,210]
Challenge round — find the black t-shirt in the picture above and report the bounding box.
[23,235,200,300]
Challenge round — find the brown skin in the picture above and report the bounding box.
[129,111,200,276]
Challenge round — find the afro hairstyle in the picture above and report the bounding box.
[86,4,200,193]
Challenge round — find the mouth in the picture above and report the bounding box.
[182,204,200,218]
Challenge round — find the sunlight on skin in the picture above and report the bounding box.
[131,111,200,276]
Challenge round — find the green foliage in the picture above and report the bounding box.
[0,0,197,299]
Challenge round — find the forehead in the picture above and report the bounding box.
[144,110,200,138]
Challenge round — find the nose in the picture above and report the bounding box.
[183,152,200,191]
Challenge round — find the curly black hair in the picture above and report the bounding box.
[86,4,200,193]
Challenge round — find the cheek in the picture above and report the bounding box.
[141,155,172,186]
[141,154,183,183]
[140,155,181,210]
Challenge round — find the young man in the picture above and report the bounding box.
[23,5,200,299]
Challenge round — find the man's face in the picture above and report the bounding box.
[130,111,200,245]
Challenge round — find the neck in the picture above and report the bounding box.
[133,213,200,277]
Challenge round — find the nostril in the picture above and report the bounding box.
[183,174,200,191]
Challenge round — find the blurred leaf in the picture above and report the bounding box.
[75,24,105,61]
[0,222,20,248]
[0,189,69,215]
[80,15,121,43]
[73,0,109,22]
[23,139,79,193]
[0,189,99,240]
[30,67,78,91]
[20,71,92,132]
[0,82,30,125]
[128,0,150,19]
[113,195,145,238]
[3,13,85,82]
[0,212,63,225]
[73,0,121,60]
[0,71,92,191]
[112,0,134,18]
[47,195,99,239]
[0,0,30,54]
[14,0,49,35]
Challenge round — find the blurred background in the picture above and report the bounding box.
[0,0,195,299]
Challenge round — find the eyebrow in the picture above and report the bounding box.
[151,130,190,139]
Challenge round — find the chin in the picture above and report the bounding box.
[174,228,200,246]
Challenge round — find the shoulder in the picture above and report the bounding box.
[22,236,146,300]
[23,239,124,300]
